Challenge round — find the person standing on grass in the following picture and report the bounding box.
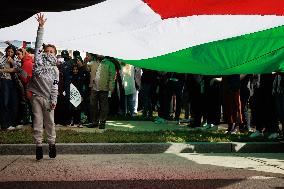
[140,69,158,119]
[69,58,85,128]
[272,72,284,139]
[0,44,19,131]
[27,13,59,160]
[89,55,115,129]
[15,48,34,126]
[0,42,34,127]
[121,63,137,118]
[221,75,243,134]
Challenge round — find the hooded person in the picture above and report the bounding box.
[27,13,59,161]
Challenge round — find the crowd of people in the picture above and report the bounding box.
[0,13,284,159]
[1,44,284,137]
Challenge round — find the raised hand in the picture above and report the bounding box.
[36,13,47,28]
[7,56,13,64]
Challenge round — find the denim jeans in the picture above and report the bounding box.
[0,78,19,129]
[124,94,135,116]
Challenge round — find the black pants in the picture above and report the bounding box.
[164,80,184,120]
[55,95,72,125]
[91,91,109,123]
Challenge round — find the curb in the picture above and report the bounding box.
[0,142,283,155]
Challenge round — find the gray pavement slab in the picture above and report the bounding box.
[0,153,283,189]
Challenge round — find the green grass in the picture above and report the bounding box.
[0,127,277,144]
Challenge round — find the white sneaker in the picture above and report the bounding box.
[249,130,263,138]
[15,125,23,130]
[224,130,230,134]
[7,126,15,131]
[202,122,208,127]
[200,124,211,130]
[268,133,279,139]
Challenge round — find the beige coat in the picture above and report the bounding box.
[89,59,116,92]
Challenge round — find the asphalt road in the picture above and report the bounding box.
[0,153,283,189]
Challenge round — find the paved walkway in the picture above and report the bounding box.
[1,121,283,188]
[0,153,283,188]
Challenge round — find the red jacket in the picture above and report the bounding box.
[20,54,34,86]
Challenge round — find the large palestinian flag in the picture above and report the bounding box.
[1,0,284,74]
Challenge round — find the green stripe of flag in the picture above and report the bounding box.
[122,25,284,74]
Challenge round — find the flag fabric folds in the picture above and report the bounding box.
[1,0,284,74]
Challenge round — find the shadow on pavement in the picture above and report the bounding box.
[1,179,244,189]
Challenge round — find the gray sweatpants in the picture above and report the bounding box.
[31,95,56,147]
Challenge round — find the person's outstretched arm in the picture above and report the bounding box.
[34,13,46,64]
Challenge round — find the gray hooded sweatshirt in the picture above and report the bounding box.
[27,27,59,104]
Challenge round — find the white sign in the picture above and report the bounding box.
[70,83,82,107]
